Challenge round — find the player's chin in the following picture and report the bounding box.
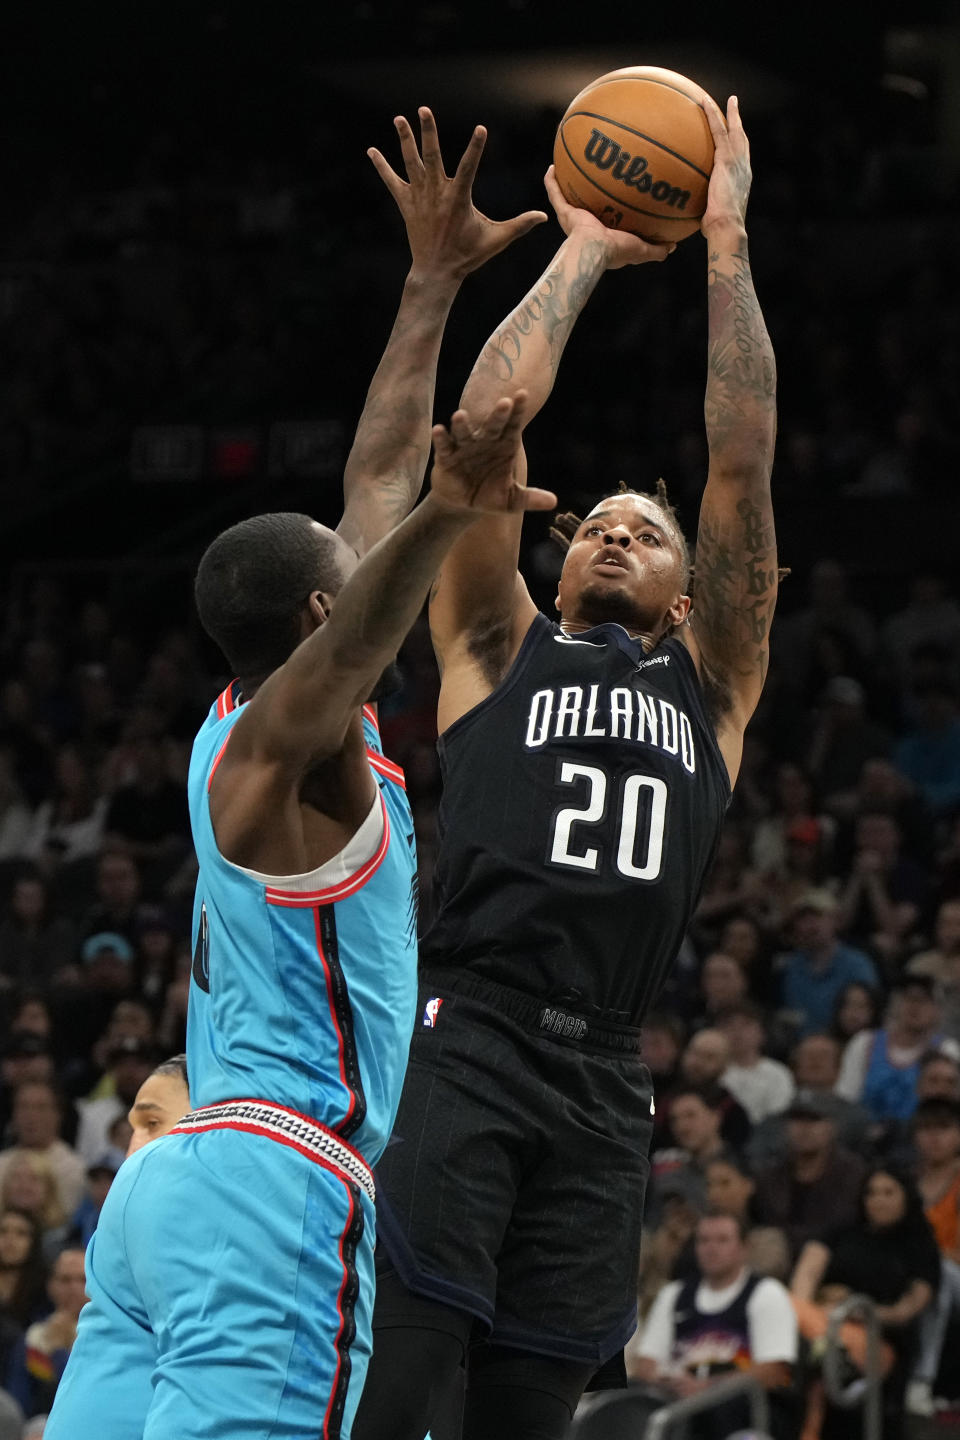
[578,582,644,626]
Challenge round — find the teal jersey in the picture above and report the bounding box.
[186,684,418,1164]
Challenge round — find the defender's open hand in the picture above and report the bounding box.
[429,393,556,516]
[368,107,547,282]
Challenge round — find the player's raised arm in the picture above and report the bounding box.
[430,172,675,727]
[684,95,778,785]
[230,394,554,775]
[337,107,547,558]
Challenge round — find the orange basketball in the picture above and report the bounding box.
[552,66,717,244]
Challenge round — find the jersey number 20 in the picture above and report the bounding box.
[549,762,667,881]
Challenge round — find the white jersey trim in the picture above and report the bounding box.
[226,792,384,894]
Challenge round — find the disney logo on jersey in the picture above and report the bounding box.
[524,683,697,775]
[422,997,444,1028]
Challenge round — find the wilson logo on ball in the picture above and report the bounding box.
[582,128,691,210]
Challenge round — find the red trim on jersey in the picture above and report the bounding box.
[264,797,391,907]
[177,1097,372,1174]
[366,750,406,789]
[207,732,233,793]
[324,1187,358,1439]
[216,680,240,720]
[314,907,356,1133]
[362,704,379,732]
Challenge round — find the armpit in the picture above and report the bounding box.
[466,614,516,689]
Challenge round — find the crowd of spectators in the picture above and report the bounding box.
[2,26,960,1439]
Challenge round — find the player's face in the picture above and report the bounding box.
[556,496,689,634]
[126,1071,191,1156]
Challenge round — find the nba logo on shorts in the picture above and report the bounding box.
[422,997,444,1028]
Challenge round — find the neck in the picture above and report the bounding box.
[559,617,658,649]
[705,1264,746,1292]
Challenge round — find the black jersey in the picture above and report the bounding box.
[420,612,731,1023]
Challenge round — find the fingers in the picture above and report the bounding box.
[449,392,527,444]
[700,92,728,142]
[452,123,487,190]
[366,146,406,202]
[726,94,745,133]
[417,106,446,175]
[543,164,571,214]
[430,421,455,464]
[643,240,677,262]
[516,485,558,512]
[393,114,426,179]
[497,210,549,245]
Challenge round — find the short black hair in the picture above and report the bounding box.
[194,513,346,677]
[153,1053,189,1088]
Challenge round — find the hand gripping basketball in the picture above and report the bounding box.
[543,164,675,270]
[700,95,752,236]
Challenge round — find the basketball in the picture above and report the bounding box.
[552,66,718,244]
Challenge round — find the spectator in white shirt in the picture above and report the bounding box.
[628,1210,798,1438]
[719,1001,795,1124]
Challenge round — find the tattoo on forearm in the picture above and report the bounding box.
[694,498,777,695]
[472,240,607,385]
[705,246,776,453]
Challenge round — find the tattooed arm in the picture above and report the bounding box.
[683,97,778,786]
[337,108,546,558]
[431,170,674,729]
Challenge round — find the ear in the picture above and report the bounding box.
[554,590,562,613]
[667,592,692,629]
[303,591,331,636]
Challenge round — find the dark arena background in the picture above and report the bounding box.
[1,1,959,1436]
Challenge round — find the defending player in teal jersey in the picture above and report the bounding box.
[46,111,549,1440]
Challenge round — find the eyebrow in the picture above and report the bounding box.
[584,510,671,538]
[130,1101,164,1116]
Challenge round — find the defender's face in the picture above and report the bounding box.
[556,496,688,632]
[127,1072,191,1156]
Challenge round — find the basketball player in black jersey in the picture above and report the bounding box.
[355,95,777,1440]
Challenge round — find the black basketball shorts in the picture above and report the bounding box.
[374,970,655,1365]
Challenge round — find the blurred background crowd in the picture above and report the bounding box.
[1,1,959,1436]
